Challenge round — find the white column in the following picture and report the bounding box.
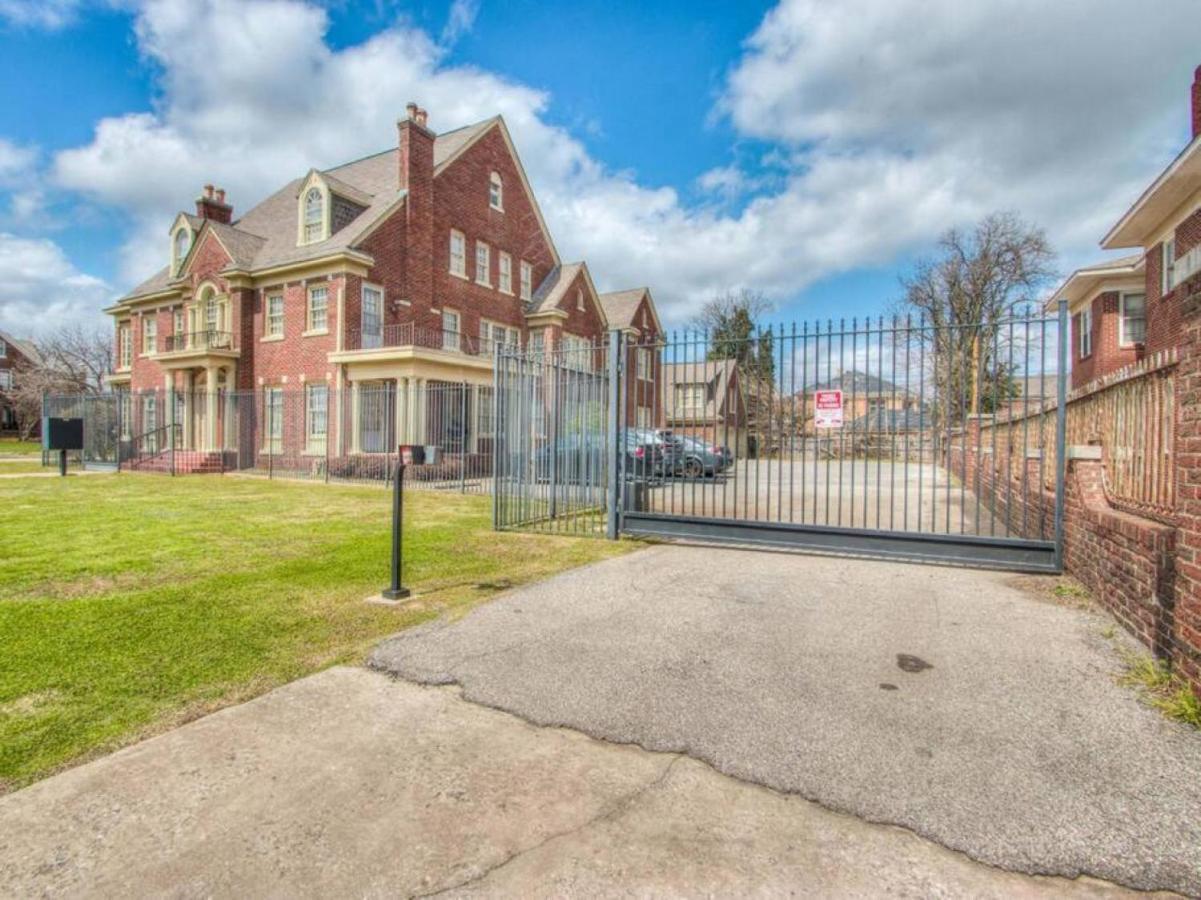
[164,373,175,450]
[205,364,218,452]
[413,378,425,443]
[396,378,409,445]
[469,384,479,453]
[183,371,194,449]
[350,381,361,453]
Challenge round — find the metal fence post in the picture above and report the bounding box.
[606,329,623,540]
[460,381,467,494]
[1053,298,1069,572]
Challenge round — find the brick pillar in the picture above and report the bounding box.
[397,107,435,311]
[1171,278,1201,689]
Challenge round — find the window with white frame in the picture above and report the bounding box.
[449,229,467,277]
[266,294,284,337]
[475,241,491,286]
[0,370,12,390]
[303,187,324,244]
[1163,239,1176,295]
[477,386,495,436]
[142,317,157,354]
[118,390,131,438]
[1078,308,1092,359]
[498,252,513,293]
[481,320,519,354]
[489,172,503,211]
[118,325,132,369]
[1119,292,1146,346]
[529,331,544,358]
[172,227,191,274]
[576,288,584,311]
[173,308,185,338]
[306,383,328,452]
[560,333,592,371]
[442,309,461,351]
[361,284,383,348]
[674,383,705,411]
[0,337,5,358]
[307,285,328,332]
[264,387,283,452]
[636,406,652,429]
[636,347,651,381]
[142,394,158,447]
[520,260,532,301]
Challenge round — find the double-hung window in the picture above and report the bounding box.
[173,309,185,339]
[1078,308,1093,359]
[498,252,513,294]
[303,188,324,244]
[1163,239,1176,294]
[520,260,532,301]
[1119,292,1146,346]
[475,241,491,286]
[636,347,651,381]
[266,294,284,337]
[449,230,467,277]
[264,387,284,453]
[361,285,383,348]
[489,172,503,211]
[478,386,495,436]
[307,285,328,332]
[118,325,132,368]
[306,384,328,453]
[442,309,461,351]
[142,317,157,355]
[0,370,12,390]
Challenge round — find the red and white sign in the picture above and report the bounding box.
[814,390,844,429]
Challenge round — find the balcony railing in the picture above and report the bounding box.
[347,322,517,356]
[161,330,235,353]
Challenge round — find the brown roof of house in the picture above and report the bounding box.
[662,358,740,421]
[527,262,585,315]
[119,118,498,302]
[597,288,645,328]
[0,330,41,364]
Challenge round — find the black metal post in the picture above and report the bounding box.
[59,449,67,477]
[382,460,411,600]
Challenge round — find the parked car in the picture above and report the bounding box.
[530,431,663,483]
[660,434,733,478]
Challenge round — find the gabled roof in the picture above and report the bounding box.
[1102,134,1201,249]
[1044,253,1144,312]
[0,330,40,364]
[528,262,584,315]
[598,287,663,334]
[116,115,553,304]
[662,358,741,420]
[812,370,907,397]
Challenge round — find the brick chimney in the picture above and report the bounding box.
[1192,64,1201,139]
[398,103,435,310]
[195,184,233,224]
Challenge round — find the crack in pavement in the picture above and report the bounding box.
[413,755,684,899]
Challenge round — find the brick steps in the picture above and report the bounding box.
[127,451,225,475]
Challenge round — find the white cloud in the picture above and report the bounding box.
[0,233,112,335]
[0,138,36,186]
[40,0,1201,332]
[0,0,84,29]
[440,0,478,47]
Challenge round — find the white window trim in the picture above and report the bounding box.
[449,229,468,280]
[0,338,5,359]
[1162,239,1176,296]
[305,284,330,335]
[1078,308,1092,359]
[489,171,504,212]
[304,383,329,455]
[498,251,513,294]
[118,323,132,370]
[261,386,285,454]
[171,225,192,277]
[1118,292,1146,347]
[442,308,462,352]
[475,240,492,287]
[0,370,13,390]
[520,260,533,302]
[262,292,285,341]
[576,288,585,311]
[298,176,330,246]
[141,317,157,356]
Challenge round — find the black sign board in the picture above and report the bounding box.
[43,417,84,451]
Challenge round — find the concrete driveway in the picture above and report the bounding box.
[372,544,1201,895]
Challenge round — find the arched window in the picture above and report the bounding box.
[489,171,503,211]
[303,187,324,243]
[172,227,191,273]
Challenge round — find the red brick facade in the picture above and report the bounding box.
[1070,291,1141,388]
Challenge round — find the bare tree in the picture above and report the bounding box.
[898,212,1056,424]
[0,324,112,440]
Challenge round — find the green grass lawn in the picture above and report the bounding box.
[0,474,635,791]
[0,438,42,457]
[0,461,52,475]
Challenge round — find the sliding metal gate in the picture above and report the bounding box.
[495,305,1067,573]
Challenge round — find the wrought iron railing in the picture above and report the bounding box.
[131,422,182,468]
[161,330,234,353]
[346,322,486,355]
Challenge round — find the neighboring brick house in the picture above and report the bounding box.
[597,288,664,429]
[1051,66,1201,389]
[104,105,660,463]
[662,359,748,455]
[802,371,919,435]
[0,330,41,436]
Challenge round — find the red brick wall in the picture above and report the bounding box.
[252,276,341,387]
[1145,245,1182,357]
[431,124,558,343]
[1070,291,1142,389]
[1170,274,1201,690]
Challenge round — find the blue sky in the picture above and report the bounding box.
[0,0,1197,335]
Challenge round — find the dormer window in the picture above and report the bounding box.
[489,172,503,211]
[303,187,325,244]
[172,226,192,276]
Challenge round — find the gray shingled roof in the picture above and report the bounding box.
[120,118,496,302]
[0,330,41,365]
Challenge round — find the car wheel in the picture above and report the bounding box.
[683,457,703,479]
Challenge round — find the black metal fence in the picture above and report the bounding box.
[44,381,494,494]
